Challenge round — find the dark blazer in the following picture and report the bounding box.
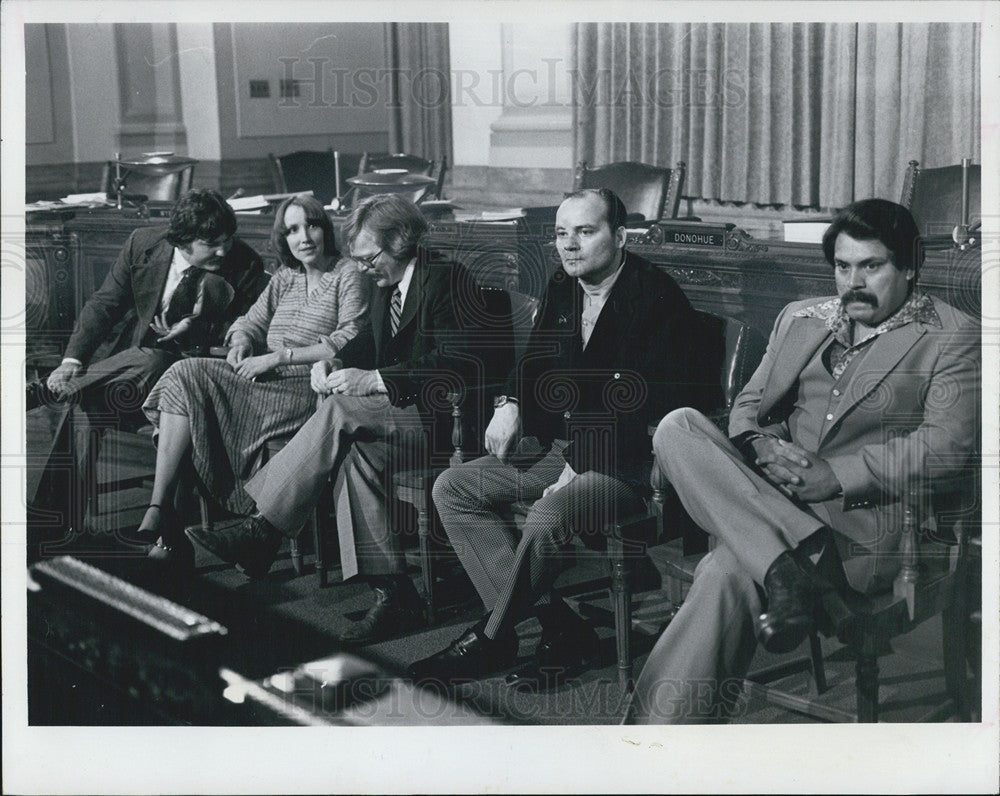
[64,226,267,364]
[514,251,698,489]
[337,248,481,413]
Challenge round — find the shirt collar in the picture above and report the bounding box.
[171,246,194,275]
[578,257,625,301]
[395,258,416,305]
[793,291,941,347]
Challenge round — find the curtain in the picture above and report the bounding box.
[384,23,453,165]
[573,23,980,209]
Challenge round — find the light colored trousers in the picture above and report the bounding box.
[244,392,424,579]
[433,438,645,638]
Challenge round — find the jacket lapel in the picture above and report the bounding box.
[134,237,175,330]
[395,260,424,337]
[757,318,829,423]
[577,257,637,368]
[828,322,927,430]
[371,284,390,363]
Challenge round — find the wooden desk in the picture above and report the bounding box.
[25,206,981,371]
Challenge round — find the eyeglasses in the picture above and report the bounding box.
[354,249,383,271]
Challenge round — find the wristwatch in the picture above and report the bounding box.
[493,395,518,409]
[285,347,294,364]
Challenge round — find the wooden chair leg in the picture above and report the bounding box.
[607,534,633,694]
[289,536,304,575]
[855,651,879,722]
[78,424,101,523]
[311,508,326,587]
[416,498,435,626]
[942,598,971,721]
[807,632,828,694]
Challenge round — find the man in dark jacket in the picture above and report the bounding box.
[408,188,699,686]
[27,189,267,534]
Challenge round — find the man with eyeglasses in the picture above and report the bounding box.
[27,189,268,542]
[188,193,487,642]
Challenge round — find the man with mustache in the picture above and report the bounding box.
[27,189,267,543]
[624,198,980,723]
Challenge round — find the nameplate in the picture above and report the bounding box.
[656,223,732,248]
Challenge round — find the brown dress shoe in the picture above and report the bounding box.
[185,514,282,579]
[335,584,425,644]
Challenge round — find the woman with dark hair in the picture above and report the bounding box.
[137,193,370,565]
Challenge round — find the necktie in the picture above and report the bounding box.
[389,286,402,336]
[165,266,204,326]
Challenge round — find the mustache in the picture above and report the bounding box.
[841,289,878,307]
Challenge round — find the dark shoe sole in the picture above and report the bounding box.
[755,612,814,654]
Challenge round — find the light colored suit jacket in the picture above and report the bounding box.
[728,294,979,589]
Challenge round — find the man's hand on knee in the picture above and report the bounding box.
[485,402,520,462]
[46,360,82,397]
[325,367,379,397]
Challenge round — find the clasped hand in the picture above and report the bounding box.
[227,342,276,380]
[311,360,378,396]
[751,436,842,502]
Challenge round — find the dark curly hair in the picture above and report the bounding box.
[165,188,238,247]
[822,199,923,283]
[271,193,340,270]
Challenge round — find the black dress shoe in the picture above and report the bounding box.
[407,619,518,685]
[335,585,425,644]
[185,514,283,579]
[505,617,600,690]
[755,551,816,654]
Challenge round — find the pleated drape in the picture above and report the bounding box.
[573,22,980,209]
[384,23,454,165]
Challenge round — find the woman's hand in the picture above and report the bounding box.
[234,352,279,381]
[226,341,252,369]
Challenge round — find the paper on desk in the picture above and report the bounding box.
[228,195,270,211]
[59,192,109,204]
[480,208,525,221]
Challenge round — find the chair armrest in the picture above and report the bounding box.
[607,512,659,553]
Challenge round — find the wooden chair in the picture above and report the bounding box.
[268,149,341,206]
[573,160,686,223]
[101,161,196,203]
[393,288,534,623]
[602,311,766,690]
[900,158,981,238]
[743,483,980,722]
